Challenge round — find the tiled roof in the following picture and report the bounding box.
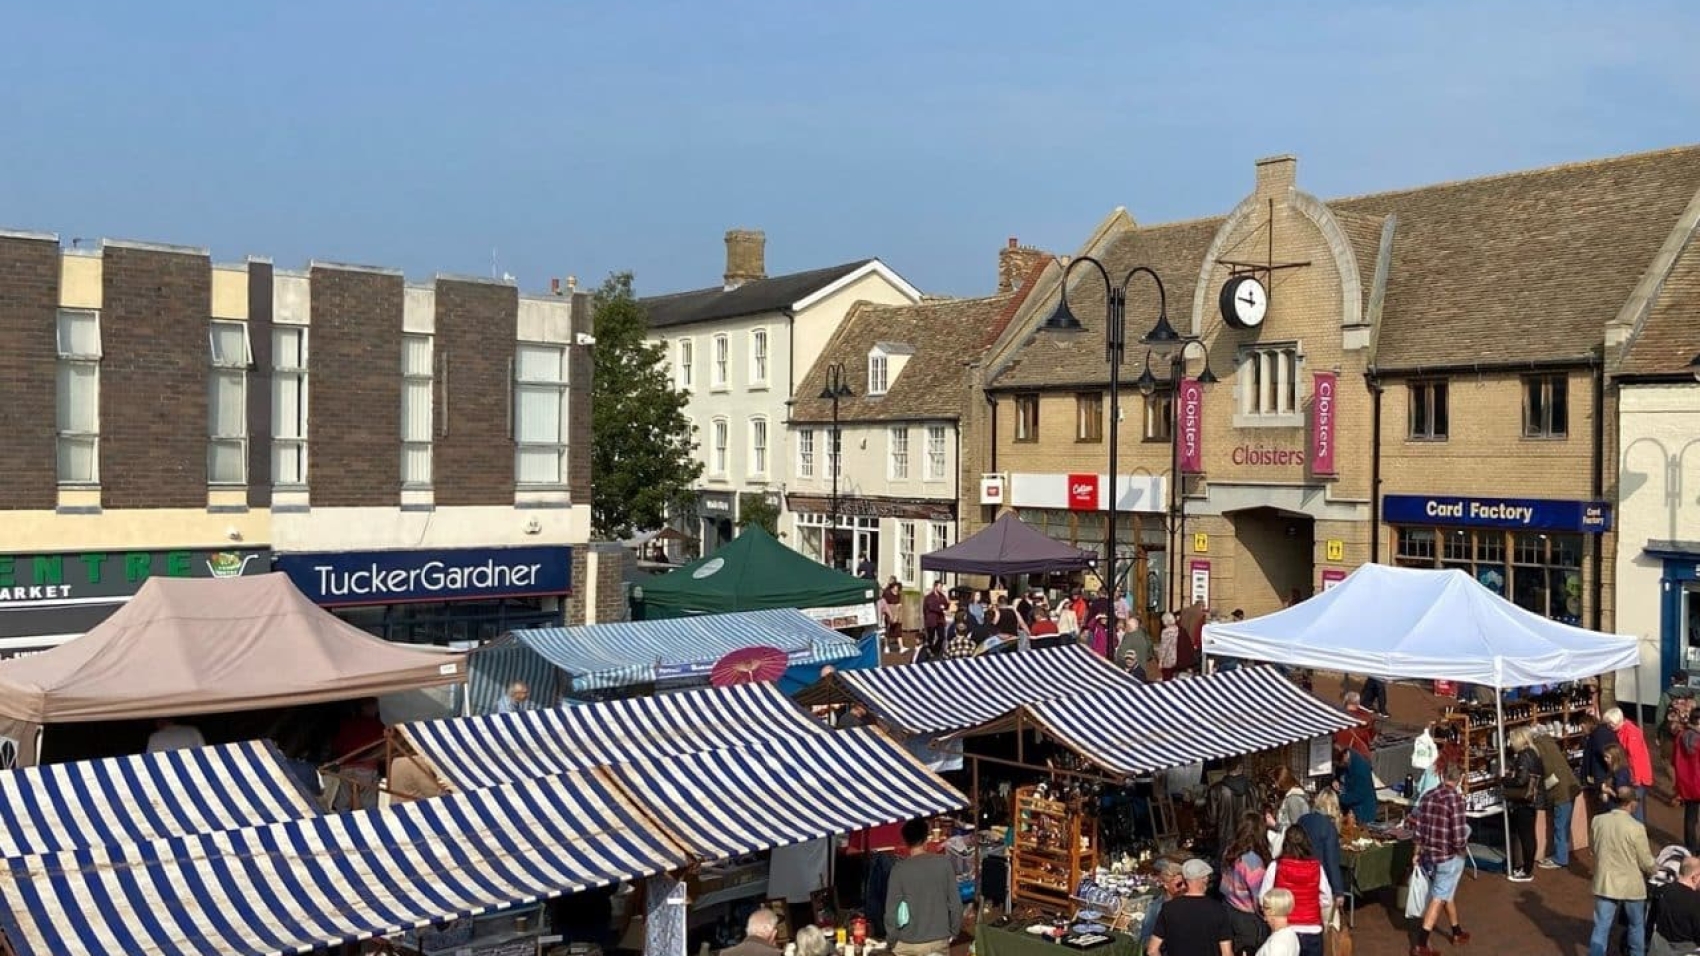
[989,216,1226,391]
[641,260,873,329]
[791,293,1015,423]
[1336,145,1700,370]
[1616,237,1700,378]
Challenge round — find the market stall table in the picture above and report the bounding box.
[1341,834,1414,926]
[976,920,1139,956]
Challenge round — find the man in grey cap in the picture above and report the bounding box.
[1147,858,1232,956]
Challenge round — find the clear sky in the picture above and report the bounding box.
[2,2,1695,299]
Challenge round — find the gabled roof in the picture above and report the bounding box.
[792,292,1015,423]
[1337,145,1700,370]
[642,259,913,329]
[1615,231,1700,380]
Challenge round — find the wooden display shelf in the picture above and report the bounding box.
[1441,685,1597,795]
[1011,785,1097,910]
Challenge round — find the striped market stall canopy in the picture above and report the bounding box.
[0,770,687,956]
[0,740,317,859]
[607,727,967,862]
[500,608,862,692]
[399,682,828,791]
[1010,666,1359,777]
[824,643,1142,735]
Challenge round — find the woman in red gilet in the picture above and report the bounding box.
[1257,824,1334,956]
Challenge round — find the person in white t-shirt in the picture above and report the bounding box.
[145,717,206,753]
[1255,888,1300,956]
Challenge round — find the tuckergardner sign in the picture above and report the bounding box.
[275,546,573,606]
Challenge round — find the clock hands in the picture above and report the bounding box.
[1240,292,1258,308]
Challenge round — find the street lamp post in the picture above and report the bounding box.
[1135,338,1216,609]
[1043,260,1215,609]
[819,362,854,569]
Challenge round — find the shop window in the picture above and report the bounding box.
[208,320,251,484]
[749,417,768,478]
[750,329,769,387]
[889,427,909,479]
[401,335,434,485]
[1014,394,1039,442]
[712,334,729,389]
[1075,392,1104,443]
[514,343,567,485]
[676,338,694,389]
[1240,345,1301,417]
[1408,380,1448,440]
[1145,391,1173,442]
[55,309,101,484]
[1442,529,1472,563]
[710,418,729,477]
[926,425,947,480]
[1523,374,1568,438]
[272,326,308,485]
[797,428,815,479]
[1394,527,1436,566]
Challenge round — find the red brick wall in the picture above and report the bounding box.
[101,244,211,509]
[308,265,403,507]
[434,278,517,505]
[0,236,61,510]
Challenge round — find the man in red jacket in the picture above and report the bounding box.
[1607,706,1655,823]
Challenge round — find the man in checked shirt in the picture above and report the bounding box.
[1408,762,1472,956]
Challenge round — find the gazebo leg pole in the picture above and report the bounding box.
[1496,688,1510,880]
[971,755,984,923]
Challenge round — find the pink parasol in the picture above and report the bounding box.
[710,646,790,687]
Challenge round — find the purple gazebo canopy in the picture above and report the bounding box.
[920,512,1096,576]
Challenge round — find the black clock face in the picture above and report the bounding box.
[1220,277,1268,330]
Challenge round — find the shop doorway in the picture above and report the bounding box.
[1229,507,1316,615]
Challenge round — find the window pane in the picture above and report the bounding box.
[274,327,306,369]
[272,373,304,439]
[402,336,433,375]
[517,344,564,382]
[56,363,98,433]
[272,441,305,485]
[209,370,246,437]
[402,444,432,484]
[1549,377,1568,434]
[1410,385,1428,436]
[1525,378,1545,435]
[515,385,562,442]
[516,445,561,484]
[1433,383,1448,436]
[402,379,433,442]
[208,439,245,483]
[57,436,96,483]
[57,311,101,356]
[210,322,250,366]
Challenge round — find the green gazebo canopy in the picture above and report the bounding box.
[634,527,877,618]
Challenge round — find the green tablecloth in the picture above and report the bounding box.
[976,922,1138,956]
[1342,839,1414,894]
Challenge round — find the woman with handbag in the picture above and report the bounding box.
[1221,812,1272,954]
[1505,728,1542,882]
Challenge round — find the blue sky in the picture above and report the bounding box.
[2,2,1695,298]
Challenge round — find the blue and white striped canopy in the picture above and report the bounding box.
[0,770,688,956]
[833,643,1141,734]
[1016,666,1359,777]
[0,740,317,859]
[400,682,828,791]
[506,608,861,691]
[607,727,966,862]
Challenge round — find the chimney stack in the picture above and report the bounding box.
[723,229,767,290]
[998,237,1050,294]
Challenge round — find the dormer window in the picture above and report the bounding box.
[868,354,889,395]
[867,342,913,397]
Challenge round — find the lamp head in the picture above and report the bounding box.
[1135,358,1159,397]
[1196,363,1220,386]
[1139,311,1181,352]
[1042,294,1083,332]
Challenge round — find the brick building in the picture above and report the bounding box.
[0,231,625,661]
[972,146,1700,637]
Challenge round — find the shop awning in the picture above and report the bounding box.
[0,771,688,956]
[0,740,317,859]
[398,682,829,791]
[803,643,1141,735]
[969,666,1359,778]
[501,607,862,692]
[606,727,967,861]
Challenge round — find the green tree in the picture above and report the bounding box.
[590,272,702,539]
[737,492,782,537]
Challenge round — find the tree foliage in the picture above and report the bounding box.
[736,492,781,537]
[590,272,702,539]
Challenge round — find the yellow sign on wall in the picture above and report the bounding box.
[1325,539,1345,562]
[1193,532,1209,554]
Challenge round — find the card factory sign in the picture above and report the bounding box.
[0,548,271,607]
[1382,495,1613,533]
[275,546,573,606]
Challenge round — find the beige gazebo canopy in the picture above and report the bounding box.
[0,573,465,764]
